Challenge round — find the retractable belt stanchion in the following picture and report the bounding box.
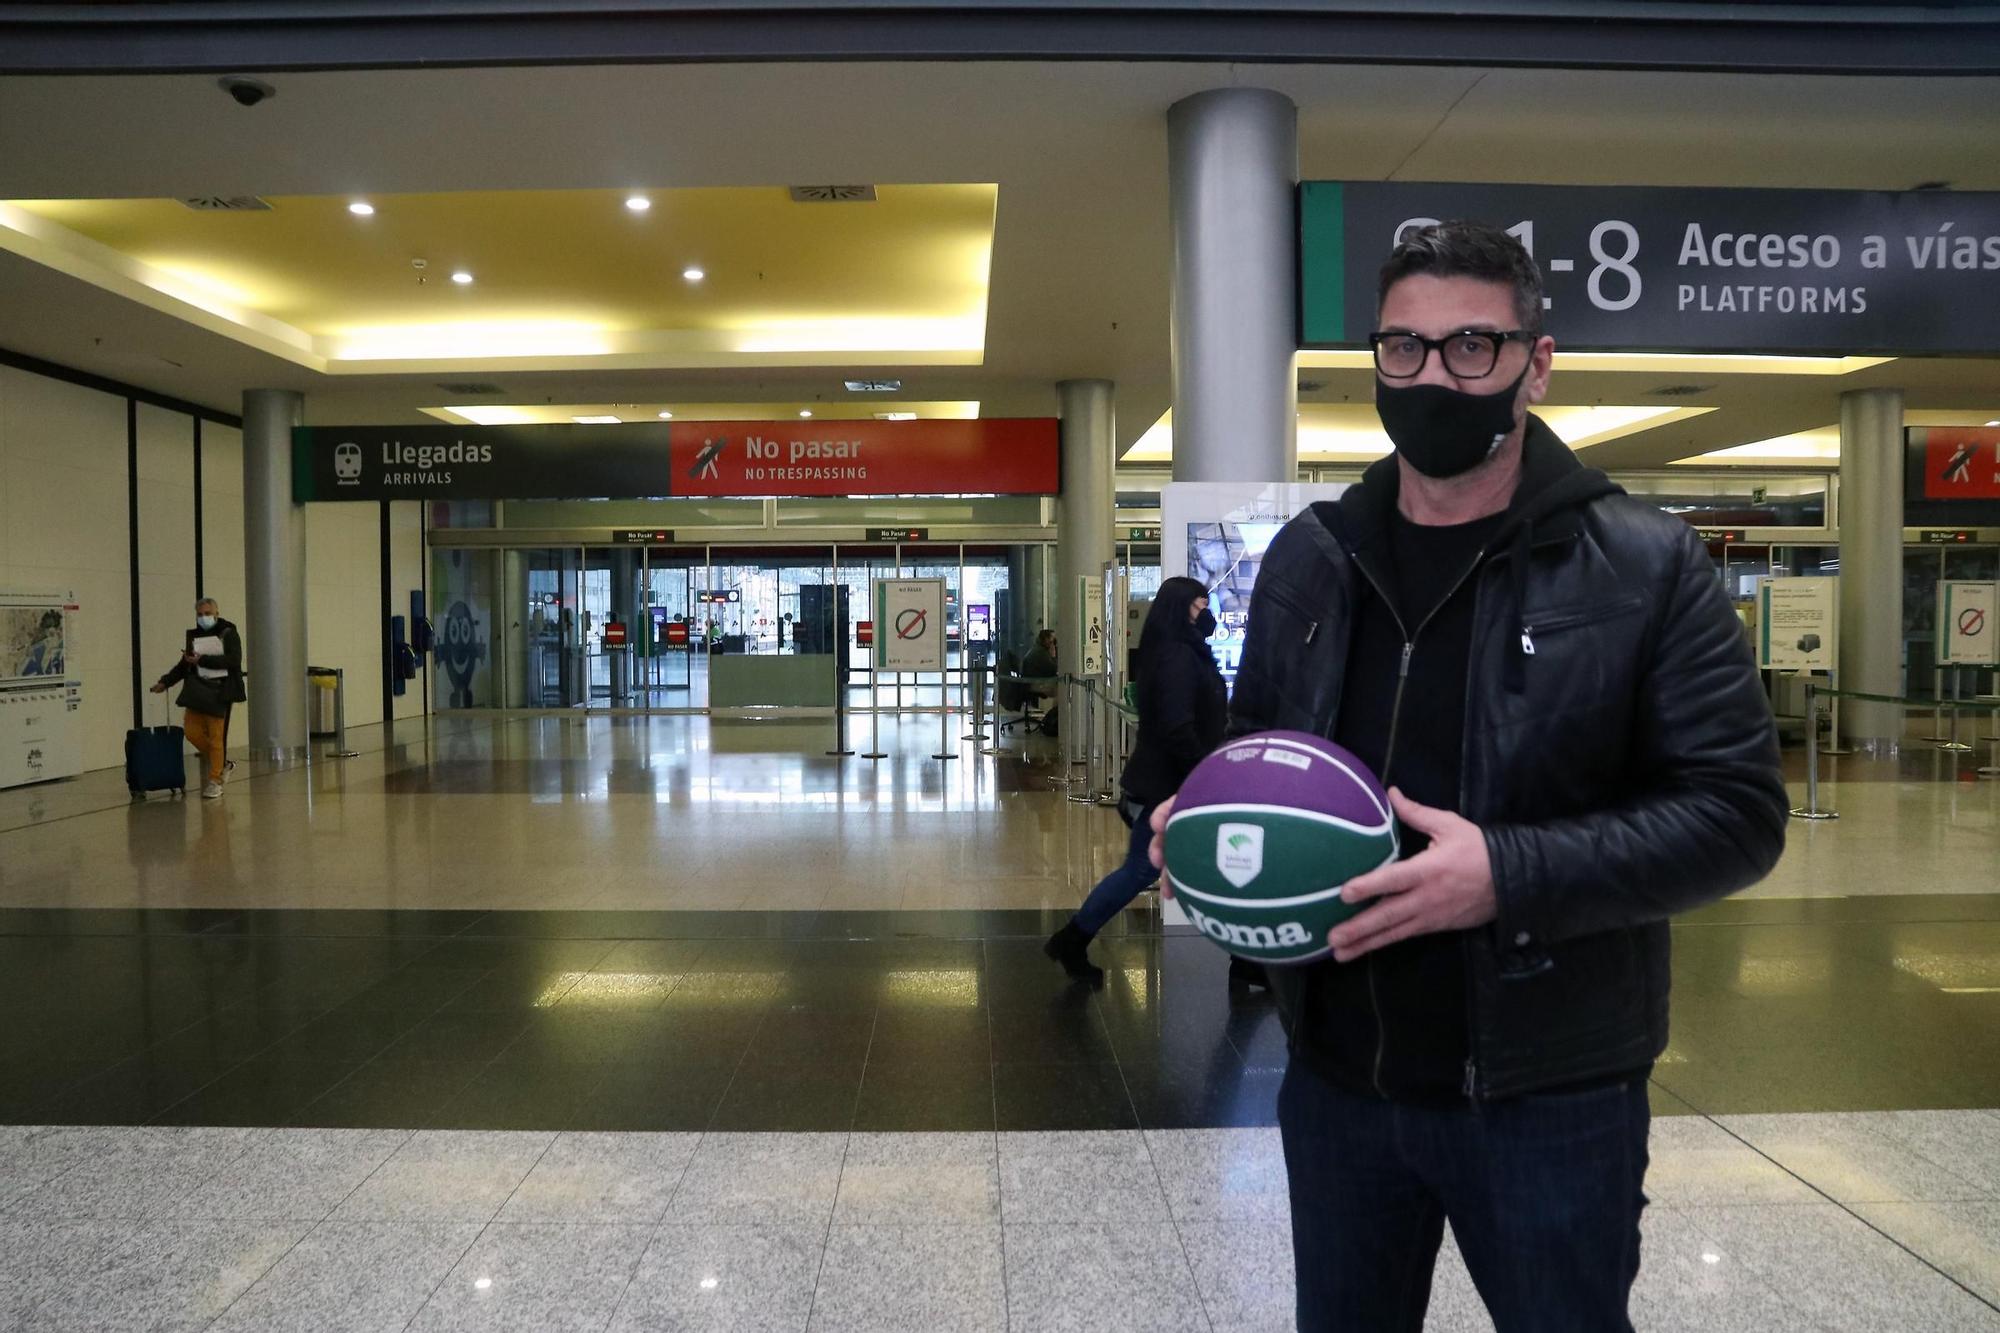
[861,664,887,760]
[965,662,988,743]
[1093,681,1117,804]
[824,660,855,757]
[1790,681,1839,821]
[1067,678,1098,802]
[1938,667,1972,753]
[932,672,957,761]
[1980,693,2000,778]
[1924,667,1950,743]
[1819,668,1852,756]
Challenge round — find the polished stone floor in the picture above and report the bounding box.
[0,710,1996,1328]
[3,1118,1998,1331]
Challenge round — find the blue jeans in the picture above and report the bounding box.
[1278,1058,1649,1333]
[1072,800,1159,936]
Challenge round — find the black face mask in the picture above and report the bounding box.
[1193,609,1217,639]
[1375,362,1529,479]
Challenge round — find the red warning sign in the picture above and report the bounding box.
[664,621,689,647]
[857,621,875,646]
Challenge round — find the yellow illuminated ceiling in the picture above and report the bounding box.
[1126,403,1711,464]
[0,185,997,372]
[424,400,982,427]
[1675,410,2000,465]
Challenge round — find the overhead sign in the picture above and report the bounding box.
[1126,526,1162,542]
[1757,577,1838,671]
[295,419,1059,502]
[1301,181,2000,354]
[610,529,674,545]
[867,527,930,542]
[1695,528,1746,543]
[1939,582,1998,666]
[873,579,945,672]
[1906,429,2000,526]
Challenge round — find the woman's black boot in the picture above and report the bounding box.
[1045,920,1105,986]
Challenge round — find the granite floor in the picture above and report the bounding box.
[3,1116,1998,1331]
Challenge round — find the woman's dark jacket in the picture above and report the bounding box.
[1120,628,1227,805]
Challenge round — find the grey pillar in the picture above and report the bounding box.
[1838,388,1905,750]
[1057,379,1116,762]
[1168,87,1299,484]
[242,388,307,761]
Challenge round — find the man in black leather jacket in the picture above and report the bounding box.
[1169,222,1787,1331]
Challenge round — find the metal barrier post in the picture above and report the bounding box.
[1790,681,1838,821]
[1093,685,1118,804]
[862,666,887,760]
[1819,669,1852,756]
[329,667,358,759]
[1067,682,1099,802]
[932,686,957,761]
[1940,668,1973,753]
[824,660,854,756]
[965,663,988,742]
[1981,696,2000,778]
[1924,667,1949,742]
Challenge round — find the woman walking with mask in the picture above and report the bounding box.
[1046,576,1235,986]
[151,597,245,799]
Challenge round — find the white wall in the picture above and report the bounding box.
[201,423,247,642]
[136,402,198,703]
[0,366,136,771]
[305,502,387,729]
[390,501,427,721]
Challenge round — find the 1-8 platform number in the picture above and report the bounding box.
[1394,217,1643,312]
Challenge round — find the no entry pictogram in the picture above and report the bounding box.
[894,608,928,639]
[1960,607,1987,638]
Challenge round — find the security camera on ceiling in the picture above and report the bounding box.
[218,76,276,107]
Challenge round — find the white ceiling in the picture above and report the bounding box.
[2,60,1999,463]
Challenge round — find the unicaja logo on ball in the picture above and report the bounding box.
[1216,823,1264,888]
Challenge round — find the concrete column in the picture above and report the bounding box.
[1838,387,1905,750]
[1168,87,1299,484]
[242,389,307,761]
[1057,379,1115,762]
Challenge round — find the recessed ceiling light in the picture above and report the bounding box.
[682,266,705,283]
[451,270,474,285]
[347,201,375,217]
[798,409,814,418]
[876,412,918,421]
[625,196,651,212]
[573,415,621,424]
[1986,419,2000,426]
[657,410,674,420]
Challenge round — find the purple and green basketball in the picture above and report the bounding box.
[1163,730,1398,965]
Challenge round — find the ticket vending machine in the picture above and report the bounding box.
[1,592,84,789]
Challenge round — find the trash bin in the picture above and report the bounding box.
[307,667,340,737]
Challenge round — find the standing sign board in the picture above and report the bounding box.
[873,580,946,672]
[1302,181,2000,355]
[1756,578,1839,671]
[1078,575,1105,679]
[1100,565,1128,694]
[1938,582,1999,666]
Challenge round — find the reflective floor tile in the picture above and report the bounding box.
[997,1130,1170,1225]
[496,1131,699,1225]
[662,1131,847,1226]
[1176,1218,1294,1333]
[1122,1058,1281,1131]
[1718,1112,1993,1202]
[1642,1117,1819,1205]
[992,1062,1137,1132]
[1628,1206,1821,1333]
[832,1132,1000,1225]
[1002,1222,1207,1333]
[19,1218,308,1332]
[165,1127,412,1221]
[1850,1200,2000,1306]
[329,1130,555,1223]
[810,1224,1005,1332]
[6,1126,266,1220]
[568,1059,737,1132]
[291,1059,486,1130]
[1682,1202,2000,1330]
[851,1059,996,1132]
[705,1061,863,1133]
[0,1221,129,1328]
[1143,1128,1289,1222]
[206,1220,482,1333]
[406,1222,653,1333]
[148,1057,362,1128]
[607,1223,823,1333]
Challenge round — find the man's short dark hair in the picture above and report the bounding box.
[1377,220,1545,333]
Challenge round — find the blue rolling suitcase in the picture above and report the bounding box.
[126,701,188,798]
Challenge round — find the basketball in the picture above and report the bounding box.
[1163,730,1399,965]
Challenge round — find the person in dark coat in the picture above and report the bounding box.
[151,597,245,799]
[1045,576,1228,985]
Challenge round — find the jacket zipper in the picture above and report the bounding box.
[1348,543,1489,1100]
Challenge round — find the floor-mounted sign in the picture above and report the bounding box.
[1756,577,1839,671]
[1301,181,2000,354]
[873,579,945,673]
[295,420,1058,502]
[1939,582,1998,666]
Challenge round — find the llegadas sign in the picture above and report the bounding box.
[295,419,1059,502]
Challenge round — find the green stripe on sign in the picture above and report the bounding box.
[1299,182,1345,347]
[292,427,316,502]
[1759,583,1772,666]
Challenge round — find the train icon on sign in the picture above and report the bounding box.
[334,442,363,484]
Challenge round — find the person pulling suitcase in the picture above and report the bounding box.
[151,597,245,799]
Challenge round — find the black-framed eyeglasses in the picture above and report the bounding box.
[1369,329,1534,379]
